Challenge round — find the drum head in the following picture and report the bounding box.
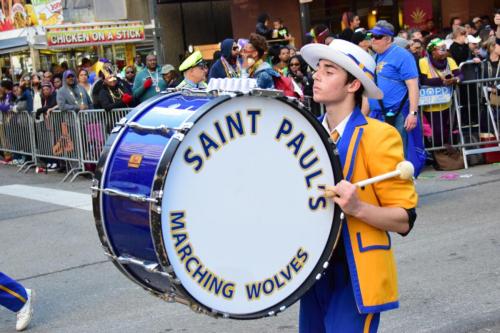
[152,95,343,318]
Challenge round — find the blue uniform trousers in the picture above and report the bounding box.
[299,258,380,333]
[0,272,28,312]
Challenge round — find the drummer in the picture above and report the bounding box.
[299,39,418,332]
[176,51,209,90]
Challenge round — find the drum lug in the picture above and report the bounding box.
[91,179,100,198]
[173,132,185,141]
[111,117,127,133]
[251,88,284,98]
[151,190,163,214]
[116,254,172,278]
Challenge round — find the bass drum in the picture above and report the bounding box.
[92,91,344,319]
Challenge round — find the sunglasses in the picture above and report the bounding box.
[290,63,301,67]
[232,46,239,51]
[66,75,75,78]
[371,34,386,40]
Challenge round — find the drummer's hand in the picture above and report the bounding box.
[324,180,364,217]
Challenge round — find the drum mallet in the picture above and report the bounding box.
[321,161,414,198]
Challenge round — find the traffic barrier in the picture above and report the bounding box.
[418,67,500,168]
[0,110,36,172]
[1,108,132,182]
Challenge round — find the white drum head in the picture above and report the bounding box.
[159,95,340,317]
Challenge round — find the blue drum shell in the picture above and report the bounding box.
[95,93,214,293]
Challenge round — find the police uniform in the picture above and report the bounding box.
[176,50,208,90]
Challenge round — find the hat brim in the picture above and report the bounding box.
[301,44,383,99]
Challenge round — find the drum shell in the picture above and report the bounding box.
[93,93,216,295]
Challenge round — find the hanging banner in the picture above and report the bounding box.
[31,0,63,26]
[46,21,145,48]
[403,0,433,29]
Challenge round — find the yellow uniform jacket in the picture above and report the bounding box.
[332,108,418,313]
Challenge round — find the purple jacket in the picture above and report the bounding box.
[0,92,14,113]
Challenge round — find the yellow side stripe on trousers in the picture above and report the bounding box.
[363,313,374,333]
[0,285,26,303]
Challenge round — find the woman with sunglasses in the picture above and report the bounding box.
[419,38,463,147]
[287,55,312,94]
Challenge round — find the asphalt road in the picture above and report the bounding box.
[1,163,500,333]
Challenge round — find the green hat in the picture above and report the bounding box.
[179,51,205,72]
[427,38,445,53]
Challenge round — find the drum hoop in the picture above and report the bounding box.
[93,92,181,296]
[150,94,345,319]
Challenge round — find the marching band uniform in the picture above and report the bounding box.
[300,39,418,332]
[0,272,34,331]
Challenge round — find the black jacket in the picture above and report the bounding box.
[97,81,133,111]
[35,92,57,118]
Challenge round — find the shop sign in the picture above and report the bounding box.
[46,22,145,48]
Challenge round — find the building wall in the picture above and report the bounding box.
[94,0,127,21]
[157,4,185,66]
[230,0,303,47]
[126,0,150,23]
[441,0,494,28]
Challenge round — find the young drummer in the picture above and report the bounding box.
[299,39,418,332]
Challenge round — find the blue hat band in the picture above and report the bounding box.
[370,26,394,37]
[345,53,375,81]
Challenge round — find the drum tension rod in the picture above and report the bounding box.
[104,252,172,278]
[127,122,193,137]
[90,187,159,204]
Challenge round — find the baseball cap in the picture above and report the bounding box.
[467,35,481,44]
[161,64,175,74]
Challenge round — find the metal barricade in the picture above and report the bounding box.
[457,76,500,167]
[32,110,84,181]
[0,110,36,172]
[77,108,131,167]
[419,68,500,168]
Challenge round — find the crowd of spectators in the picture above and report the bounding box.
[1,10,500,171]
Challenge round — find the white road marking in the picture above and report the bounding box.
[0,184,92,211]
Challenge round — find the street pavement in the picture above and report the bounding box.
[1,162,500,333]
